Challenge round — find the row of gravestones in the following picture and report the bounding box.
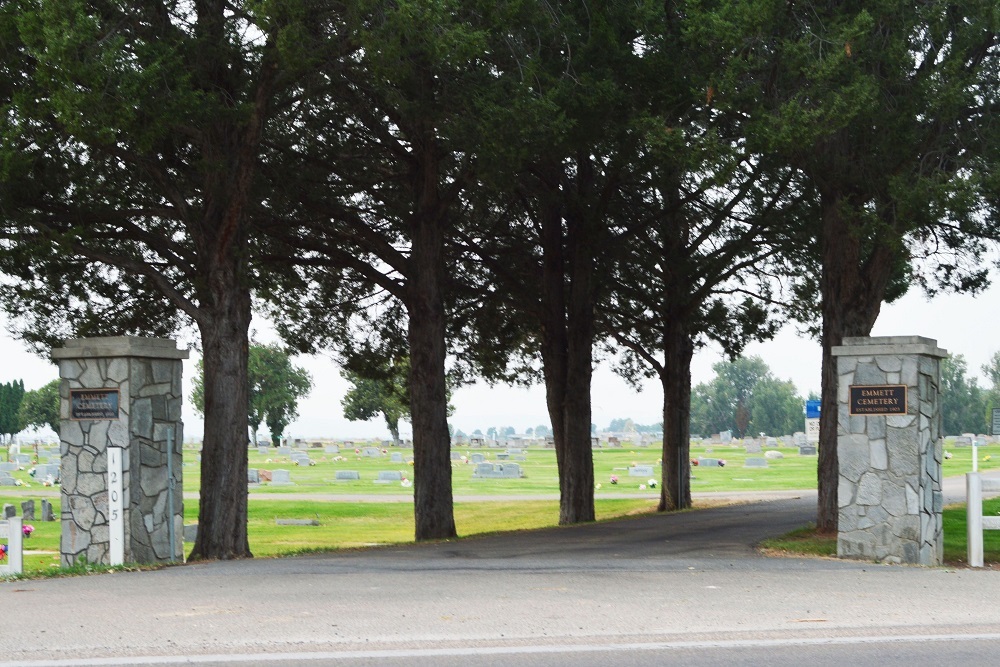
[3,499,56,522]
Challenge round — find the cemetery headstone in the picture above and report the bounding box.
[496,452,510,460]
[629,465,655,477]
[277,446,292,456]
[335,470,360,481]
[744,457,768,468]
[793,432,808,447]
[608,437,621,448]
[720,430,732,444]
[953,436,972,447]
[798,445,817,456]
[473,462,522,478]
[362,447,382,457]
[450,452,462,461]
[375,471,403,483]
[258,447,269,455]
[271,469,292,485]
[247,469,260,484]
[765,437,778,447]
[0,473,15,486]
[41,499,55,522]
[471,453,486,464]
[764,450,784,460]
[391,452,404,463]
[325,445,340,454]
[698,458,720,467]
[3,504,15,519]
[745,441,763,455]
[0,463,15,473]
[20,500,34,521]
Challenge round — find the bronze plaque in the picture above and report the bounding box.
[849,385,907,416]
[70,388,120,420]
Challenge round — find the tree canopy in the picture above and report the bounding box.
[18,379,60,436]
[192,343,312,446]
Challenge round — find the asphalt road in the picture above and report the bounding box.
[4,484,1000,666]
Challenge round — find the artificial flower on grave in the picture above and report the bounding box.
[985,455,993,462]
[639,484,646,490]
[648,478,657,488]
[28,468,36,477]
[401,478,412,488]
[718,460,727,467]
[610,475,619,484]
[0,543,6,560]
[691,459,699,466]
[944,451,953,460]
[595,482,603,490]
[23,524,34,539]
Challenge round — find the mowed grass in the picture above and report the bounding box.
[5,438,1000,576]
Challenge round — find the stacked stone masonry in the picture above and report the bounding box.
[834,336,946,566]
[55,337,187,567]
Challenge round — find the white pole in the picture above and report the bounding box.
[973,438,979,473]
[8,516,22,574]
[968,472,984,568]
[108,447,124,566]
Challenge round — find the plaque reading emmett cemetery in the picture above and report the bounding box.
[70,388,120,420]
[849,385,907,416]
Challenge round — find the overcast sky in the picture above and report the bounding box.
[4,281,999,441]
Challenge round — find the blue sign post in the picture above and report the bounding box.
[805,400,821,444]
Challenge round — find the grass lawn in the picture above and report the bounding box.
[3,438,1000,576]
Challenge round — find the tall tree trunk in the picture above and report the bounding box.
[817,193,893,533]
[537,173,595,525]
[407,210,456,541]
[659,318,693,511]
[190,269,252,560]
[561,204,596,525]
[539,186,571,520]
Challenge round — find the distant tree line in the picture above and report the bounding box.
[941,352,1000,436]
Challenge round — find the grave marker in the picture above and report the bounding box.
[335,470,360,481]
[271,469,292,485]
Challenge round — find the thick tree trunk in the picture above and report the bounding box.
[407,211,456,541]
[659,319,693,511]
[817,193,893,533]
[538,179,595,525]
[189,274,252,560]
[561,206,596,525]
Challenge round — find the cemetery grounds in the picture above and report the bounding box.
[4,438,1000,575]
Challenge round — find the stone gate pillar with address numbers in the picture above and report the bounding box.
[832,336,948,565]
[53,337,188,566]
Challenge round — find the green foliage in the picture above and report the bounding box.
[941,355,989,435]
[191,343,312,445]
[341,358,410,445]
[690,357,804,437]
[0,379,25,442]
[18,379,60,434]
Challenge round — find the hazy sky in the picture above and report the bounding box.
[4,281,998,441]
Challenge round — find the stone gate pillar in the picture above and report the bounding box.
[53,337,188,566]
[832,336,947,565]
